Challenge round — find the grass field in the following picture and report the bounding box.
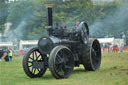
[0,52,128,85]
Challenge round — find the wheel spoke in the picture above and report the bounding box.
[64,65,72,72]
[28,61,33,63]
[28,64,32,67]
[56,64,63,72]
[93,43,97,48]
[32,52,35,60]
[35,51,38,60]
[37,54,41,60]
[33,68,36,74]
[32,67,34,72]
[37,68,40,72]
[29,57,34,60]
[55,54,64,65]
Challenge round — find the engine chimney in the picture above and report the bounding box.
[46,4,53,27]
[45,4,53,36]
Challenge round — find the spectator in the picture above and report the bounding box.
[8,47,13,61]
[1,51,11,62]
[120,45,124,53]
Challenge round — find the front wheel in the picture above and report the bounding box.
[48,46,74,79]
[22,47,47,78]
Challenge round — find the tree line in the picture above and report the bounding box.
[0,0,127,40]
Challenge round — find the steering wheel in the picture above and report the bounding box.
[79,21,89,44]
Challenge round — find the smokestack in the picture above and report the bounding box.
[46,4,53,26]
[45,4,53,36]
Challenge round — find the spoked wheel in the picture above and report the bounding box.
[82,39,101,71]
[79,21,89,44]
[22,47,47,78]
[48,46,74,79]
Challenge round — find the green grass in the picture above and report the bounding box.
[0,52,128,85]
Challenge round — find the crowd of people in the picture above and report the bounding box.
[101,43,128,53]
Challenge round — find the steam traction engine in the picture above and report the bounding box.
[22,5,101,79]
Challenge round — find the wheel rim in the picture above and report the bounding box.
[24,48,47,77]
[91,40,101,69]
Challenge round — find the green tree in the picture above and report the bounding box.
[2,0,124,39]
[0,0,8,33]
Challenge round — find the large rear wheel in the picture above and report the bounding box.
[48,46,74,79]
[22,47,47,78]
[82,39,101,71]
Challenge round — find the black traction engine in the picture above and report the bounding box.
[22,5,101,79]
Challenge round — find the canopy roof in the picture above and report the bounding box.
[98,38,114,43]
